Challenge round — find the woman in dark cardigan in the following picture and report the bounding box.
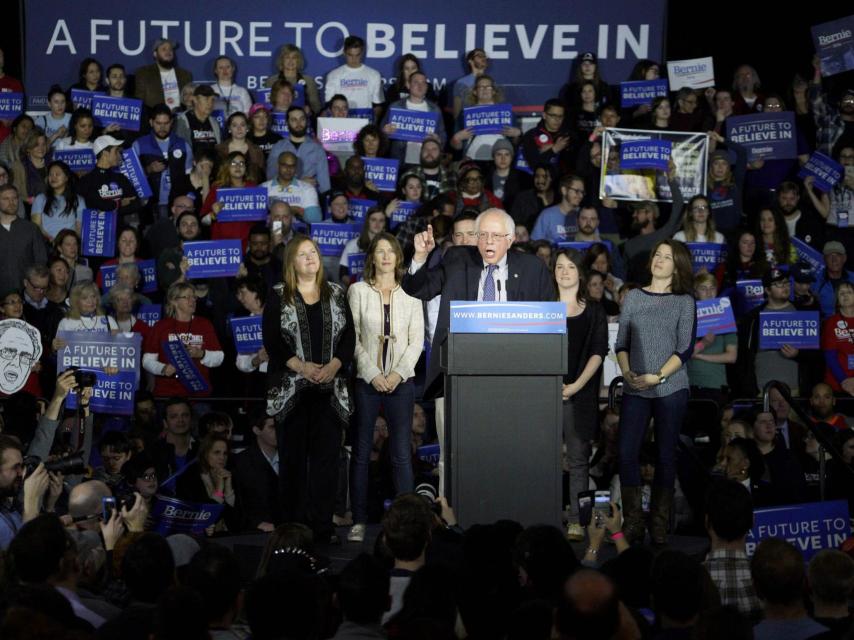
[175,433,241,534]
[263,235,355,544]
[553,248,608,541]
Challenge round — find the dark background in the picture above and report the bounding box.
[1,2,851,97]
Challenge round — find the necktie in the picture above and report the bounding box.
[482,264,498,301]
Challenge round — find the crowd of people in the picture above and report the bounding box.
[0,26,852,639]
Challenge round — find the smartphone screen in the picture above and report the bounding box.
[272,221,283,233]
[102,496,117,521]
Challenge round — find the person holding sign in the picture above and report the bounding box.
[673,196,724,245]
[95,226,142,290]
[53,109,96,155]
[353,125,390,160]
[553,249,607,542]
[77,135,142,227]
[263,235,355,545]
[803,143,854,259]
[452,75,520,162]
[688,274,737,410]
[233,276,268,395]
[215,112,265,183]
[201,151,259,250]
[265,107,330,193]
[615,239,696,546]
[821,281,854,395]
[54,229,93,289]
[324,35,384,122]
[31,161,83,242]
[143,282,223,397]
[346,233,423,543]
[381,72,446,166]
[176,433,240,534]
[247,104,283,160]
[36,86,70,147]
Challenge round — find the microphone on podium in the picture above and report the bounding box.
[496,278,502,302]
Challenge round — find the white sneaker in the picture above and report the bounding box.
[565,522,584,542]
[347,524,366,543]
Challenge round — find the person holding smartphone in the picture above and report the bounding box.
[615,239,696,546]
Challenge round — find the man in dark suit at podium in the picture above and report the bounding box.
[404,208,555,491]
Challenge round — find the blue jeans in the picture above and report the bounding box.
[618,389,688,488]
[351,379,415,524]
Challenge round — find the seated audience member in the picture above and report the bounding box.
[751,538,829,640]
[93,431,133,491]
[233,414,280,532]
[703,479,761,621]
[184,545,244,638]
[531,174,583,243]
[147,397,198,476]
[332,554,391,640]
[121,451,162,511]
[752,410,807,505]
[807,549,854,635]
[176,432,240,533]
[716,437,774,507]
[766,383,808,451]
[808,382,848,430]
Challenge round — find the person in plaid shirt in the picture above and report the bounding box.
[703,479,762,622]
[809,56,854,155]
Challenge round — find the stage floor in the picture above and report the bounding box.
[217,525,711,581]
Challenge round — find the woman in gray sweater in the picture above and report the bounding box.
[615,239,696,545]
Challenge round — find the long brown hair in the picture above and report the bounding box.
[281,235,331,305]
[213,150,247,188]
[364,232,405,285]
[552,248,588,304]
[197,432,229,475]
[647,239,694,295]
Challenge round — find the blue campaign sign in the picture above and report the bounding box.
[726,112,797,161]
[216,186,268,222]
[292,82,306,108]
[388,108,439,142]
[619,79,669,107]
[515,146,533,174]
[685,242,726,273]
[812,16,854,77]
[150,495,225,536]
[229,315,263,353]
[65,370,138,415]
[449,301,566,334]
[746,500,851,560]
[137,304,162,327]
[734,279,765,316]
[81,209,117,257]
[463,103,513,134]
[556,241,594,252]
[57,331,142,378]
[184,240,243,278]
[695,297,736,337]
[620,139,671,170]
[347,198,378,221]
[758,311,820,350]
[362,157,399,191]
[163,339,210,393]
[311,222,361,257]
[798,152,844,193]
[257,87,272,108]
[416,443,440,466]
[92,95,144,131]
[23,1,666,111]
[53,148,96,173]
[100,259,157,294]
[0,92,23,119]
[119,149,154,198]
[70,88,101,110]
[271,112,289,136]
[349,107,374,122]
[791,237,825,278]
[389,201,419,229]
[348,252,366,280]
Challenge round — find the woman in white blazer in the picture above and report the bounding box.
[346,232,424,543]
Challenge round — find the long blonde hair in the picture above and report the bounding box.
[281,236,330,305]
[67,282,105,320]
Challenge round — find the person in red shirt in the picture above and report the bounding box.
[449,162,501,216]
[821,281,854,395]
[142,281,223,397]
[201,150,258,251]
[0,48,24,140]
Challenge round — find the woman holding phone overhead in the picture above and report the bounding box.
[615,239,696,546]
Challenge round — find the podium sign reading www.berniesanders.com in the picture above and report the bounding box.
[758,311,820,350]
[449,302,566,334]
[746,500,851,560]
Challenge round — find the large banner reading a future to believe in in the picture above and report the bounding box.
[599,128,709,203]
[22,1,665,109]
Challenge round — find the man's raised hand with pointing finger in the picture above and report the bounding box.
[413,224,436,264]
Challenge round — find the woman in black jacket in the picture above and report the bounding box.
[176,433,241,533]
[553,248,608,541]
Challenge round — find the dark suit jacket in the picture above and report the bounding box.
[233,444,281,530]
[402,245,555,398]
[133,63,193,109]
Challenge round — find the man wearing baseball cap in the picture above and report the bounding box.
[812,241,854,317]
[791,262,819,312]
[134,38,193,111]
[735,266,801,396]
[174,85,221,156]
[77,136,142,226]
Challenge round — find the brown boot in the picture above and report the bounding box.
[649,486,675,546]
[620,485,645,545]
